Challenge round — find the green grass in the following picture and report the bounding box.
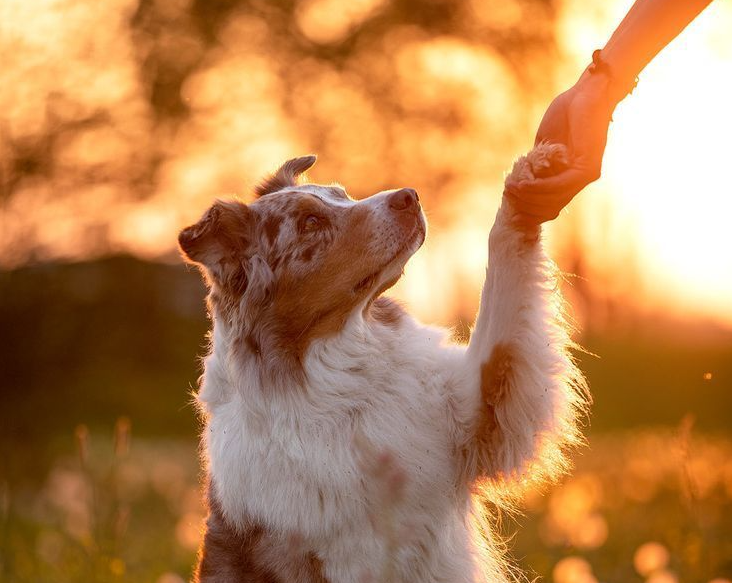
[1,423,200,583]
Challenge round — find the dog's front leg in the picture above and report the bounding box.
[454,144,588,488]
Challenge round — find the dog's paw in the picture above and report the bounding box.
[526,142,568,178]
[506,142,568,184]
[501,142,569,241]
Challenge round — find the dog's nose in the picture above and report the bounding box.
[388,188,420,212]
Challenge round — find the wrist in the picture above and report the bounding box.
[589,48,638,105]
[573,65,618,114]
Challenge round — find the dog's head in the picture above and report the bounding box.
[179,155,425,371]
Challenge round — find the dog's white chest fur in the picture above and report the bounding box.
[200,320,486,583]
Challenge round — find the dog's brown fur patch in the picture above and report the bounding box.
[264,204,383,364]
[263,215,282,246]
[368,296,406,328]
[473,343,514,460]
[195,486,328,583]
[179,201,252,269]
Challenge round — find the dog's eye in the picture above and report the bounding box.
[302,215,322,232]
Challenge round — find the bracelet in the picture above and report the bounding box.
[589,49,639,100]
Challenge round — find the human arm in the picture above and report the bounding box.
[507,0,715,225]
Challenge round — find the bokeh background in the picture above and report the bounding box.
[1,0,731,581]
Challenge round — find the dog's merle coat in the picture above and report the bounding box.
[180,144,588,583]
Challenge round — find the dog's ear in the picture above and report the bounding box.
[255,155,317,197]
[178,200,254,286]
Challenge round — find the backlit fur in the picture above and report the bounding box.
[180,143,588,583]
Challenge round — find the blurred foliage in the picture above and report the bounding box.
[578,331,732,433]
[0,258,205,447]
[0,0,560,265]
[1,423,200,583]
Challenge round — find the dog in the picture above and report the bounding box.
[178,142,588,583]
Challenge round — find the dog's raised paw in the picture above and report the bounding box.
[526,142,568,179]
[507,142,569,185]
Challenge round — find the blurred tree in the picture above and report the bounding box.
[0,0,561,264]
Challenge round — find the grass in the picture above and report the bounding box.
[1,260,730,581]
[511,423,732,583]
[2,420,732,583]
[1,421,200,583]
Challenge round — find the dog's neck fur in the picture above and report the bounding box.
[203,281,405,393]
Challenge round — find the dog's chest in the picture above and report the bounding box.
[204,377,456,544]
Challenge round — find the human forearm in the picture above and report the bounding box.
[600,0,714,103]
[509,0,717,215]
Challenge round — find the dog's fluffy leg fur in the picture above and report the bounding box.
[454,142,589,490]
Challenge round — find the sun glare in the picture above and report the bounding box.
[557,0,732,325]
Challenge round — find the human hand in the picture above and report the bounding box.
[505,71,617,225]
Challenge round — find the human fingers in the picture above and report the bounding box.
[513,167,597,198]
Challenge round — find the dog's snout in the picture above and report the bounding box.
[388,188,420,212]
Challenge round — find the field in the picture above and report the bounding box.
[1,259,731,583]
[3,424,732,583]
